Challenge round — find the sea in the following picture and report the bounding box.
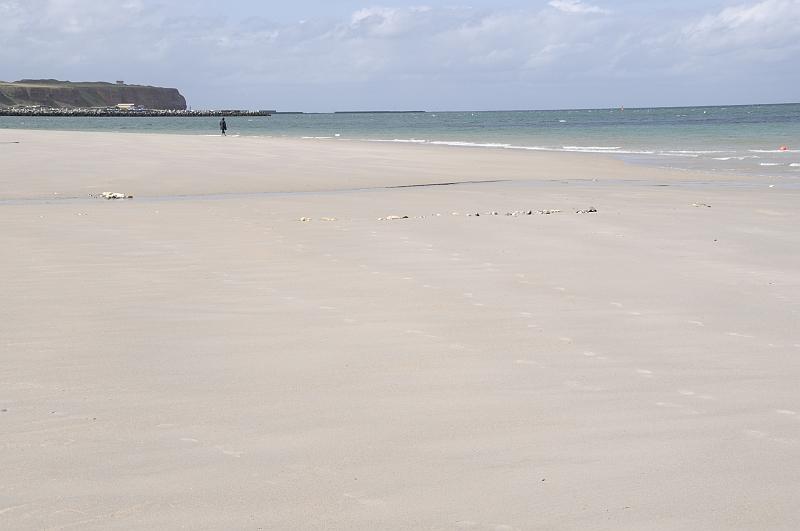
[2,103,799,178]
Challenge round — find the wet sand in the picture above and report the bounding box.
[1,130,799,530]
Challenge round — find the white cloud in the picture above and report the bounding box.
[548,0,610,15]
[684,0,800,53]
[0,1,798,109]
[349,6,433,37]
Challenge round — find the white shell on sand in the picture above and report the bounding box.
[95,192,132,200]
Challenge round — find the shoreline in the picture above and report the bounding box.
[0,129,786,202]
[2,124,797,181]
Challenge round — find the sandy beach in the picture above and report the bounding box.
[1,130,799,530]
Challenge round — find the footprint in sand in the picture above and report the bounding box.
[566,380,606,392]
[343,493,387,508]
[727,332,755,339]
[656,402,700,414]
[217,447,244,458]
[675,389,714,401]
[743,429,795,445]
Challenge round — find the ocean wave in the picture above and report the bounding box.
[713,156,760,161]
[760,163,782,166]
[361,138,665,155]
[368,138,428,143]
[749,149,799,153]
[562,146,622,151]
[790,163,800,167]
[356,139,791,162]
[429,141,512,148]
[301,136,334,139]
[666,150,732,154]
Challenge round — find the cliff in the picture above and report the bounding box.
[0,80,187,110]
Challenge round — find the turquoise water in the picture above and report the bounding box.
[2,104,799,177]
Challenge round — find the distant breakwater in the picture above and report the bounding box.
[0,108,273,117]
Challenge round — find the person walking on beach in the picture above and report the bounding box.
[219,117,228,136]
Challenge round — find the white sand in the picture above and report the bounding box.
[1,130,799,530]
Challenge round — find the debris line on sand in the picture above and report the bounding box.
[89,192,134,200]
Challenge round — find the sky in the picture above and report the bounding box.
[0,0,798,111]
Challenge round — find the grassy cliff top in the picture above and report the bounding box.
[0,79,158,88]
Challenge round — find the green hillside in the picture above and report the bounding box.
[0,80,187,110]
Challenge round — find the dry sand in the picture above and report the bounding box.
[1,130,799,530]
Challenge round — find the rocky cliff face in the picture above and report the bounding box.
[0,80,187,110]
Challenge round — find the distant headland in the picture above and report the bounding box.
[0,79,273,117]
[0,79,187,110]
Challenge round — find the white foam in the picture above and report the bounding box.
[750,149,799,153]
[760,163,782,166]
[713,156,760,161]
[562,146,621,151]
[355,139,704,158]
[660,152,700,158]
[790,163,800,167]
[301,136,334,140]
[430,141,512,148]
[667,150,731,154]
[368,138,428,144]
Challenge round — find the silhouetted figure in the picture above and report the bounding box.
[220,117,227,136]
